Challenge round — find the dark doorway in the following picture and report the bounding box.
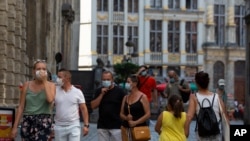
[234,61,246,104]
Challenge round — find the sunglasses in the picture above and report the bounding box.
[33,59,46,65]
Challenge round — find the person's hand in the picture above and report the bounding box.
[82,127,89,136]
[11,127,18,139]
[39,70,48,82]
[101,87,109,95]
[127,114,133,121]
[128,120,137,127]
[138,68,145,74]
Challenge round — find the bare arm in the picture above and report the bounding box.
[218,96,229,123]
[120,96,128,121]
[43,81,56,103]
[185,94,197,136]
[11,81,28,138]
[91,88,108,109]
[79,103,89,136]
[154,112,163,135]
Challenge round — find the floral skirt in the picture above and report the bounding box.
[21,114,52,141]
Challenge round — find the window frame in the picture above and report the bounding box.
[150,20,162,52]
[97,25,109,54]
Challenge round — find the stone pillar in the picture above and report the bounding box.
[138,0,144,65]
[144,17,150,63]
[180,20,186,64]
[162,65,167,77]
[145,0,150,9]
[180,0,186,11]
[162,0,168,10]
[226,0,236,46]
[244,0,250,124]
[197,20,204,64]
[162,19,168,64]
[180,66,185,78]
[198,0,204,11]
[205,4,215,45]
[226,60,234,95]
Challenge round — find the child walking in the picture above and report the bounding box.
[155,95,189,141]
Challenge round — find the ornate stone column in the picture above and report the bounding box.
[226,0,236,46]
[180,20,186,64]
[162,18,168,64]
[204,0,216,46]
[144,16,151,63]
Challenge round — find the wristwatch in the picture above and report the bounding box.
[84,124,89,128]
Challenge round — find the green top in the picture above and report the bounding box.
[23,88,51,115]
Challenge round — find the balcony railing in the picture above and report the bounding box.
[186,53,198,64]
[150,52,162,64]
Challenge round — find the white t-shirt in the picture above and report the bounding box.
[55,85,86,125]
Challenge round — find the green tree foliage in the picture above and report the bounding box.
[113,62,139,84]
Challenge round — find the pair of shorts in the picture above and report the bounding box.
[21,114,52,141]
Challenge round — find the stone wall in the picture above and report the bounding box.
[0,0,28,107]
[0,0,80,107]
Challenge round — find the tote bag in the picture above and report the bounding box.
[219,99,230,141]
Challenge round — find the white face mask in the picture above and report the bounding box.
[56,78,64,86]
[35,70,41,78]
[125,83,131,91]
[102,80,111,88]
[35,70,47,78]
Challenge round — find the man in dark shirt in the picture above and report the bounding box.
[91,70,126,141]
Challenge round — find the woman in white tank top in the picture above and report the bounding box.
[184,71,228,141]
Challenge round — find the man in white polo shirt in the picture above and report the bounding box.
[54,68,89,141]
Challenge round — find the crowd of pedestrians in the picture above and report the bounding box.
[10,59,231,141]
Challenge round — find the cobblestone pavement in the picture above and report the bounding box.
[15,119,242,141]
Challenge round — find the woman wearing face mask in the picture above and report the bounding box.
[120,74,151,141]
[11,59,56,140]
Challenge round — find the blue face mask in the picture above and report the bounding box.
[169,78,175,83]
[140,71,147,76]
[102,80,111,88]
[125,83,131,91]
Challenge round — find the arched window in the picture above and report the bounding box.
[213,61,225,88]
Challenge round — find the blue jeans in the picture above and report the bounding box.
[54,124,81,141]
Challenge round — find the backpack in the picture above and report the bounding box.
[195,93,220,137]
[179,79,190,103]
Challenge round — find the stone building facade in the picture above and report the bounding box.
[80,0,246,104]
[0,0,80,107]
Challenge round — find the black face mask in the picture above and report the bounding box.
[219,85,224,90]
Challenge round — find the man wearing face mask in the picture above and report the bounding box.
[164,70,190,102]
[91,71,126,141]
[216,79,227,109]
[136,65,158,108]
[54,68,89,141]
